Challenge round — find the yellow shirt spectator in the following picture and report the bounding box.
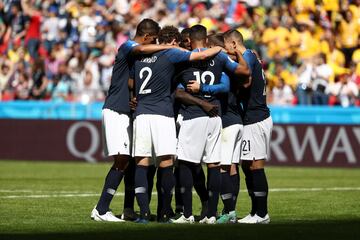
[262,26,290,58]
[339,18,359,48]
[297,30,321,59]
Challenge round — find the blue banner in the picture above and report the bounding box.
[0,101,359,124]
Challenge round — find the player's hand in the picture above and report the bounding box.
[129,97,137,111]
[186,80,200,93]
[200,101,218,117]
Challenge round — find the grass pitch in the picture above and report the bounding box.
[0,160,359,240]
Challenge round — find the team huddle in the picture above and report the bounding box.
[90,18,273,224]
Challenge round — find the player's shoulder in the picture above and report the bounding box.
[216,51,234,63]
[119,40,138,53]
[243,49,258,60]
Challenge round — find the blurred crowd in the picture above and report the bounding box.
[0,0,359,106]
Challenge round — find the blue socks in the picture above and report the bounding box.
[207,167,221,218]
[96,168,124,215]
[179,161,193,218]
[220,172,235,213]
[252,169,268,218]
[160,166,175,218]
[135,165,150,219]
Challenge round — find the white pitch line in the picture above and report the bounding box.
[0,187,360,199]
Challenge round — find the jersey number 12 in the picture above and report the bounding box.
[193,71,215,97]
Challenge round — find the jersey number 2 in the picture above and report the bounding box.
[139,67,152,94]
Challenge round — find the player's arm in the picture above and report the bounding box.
[189,46,223,61]
[221,51,251,87]
[187,72,230,94]
[165,47,223,65]
[241,50,258,88]
[233,50,251,76]
[131,44,177,55]
[175,86,218,117]
[128,66,137,110]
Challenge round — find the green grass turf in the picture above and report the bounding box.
[0,160,360,240]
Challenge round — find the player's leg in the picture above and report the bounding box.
[204,163,221,224]
[247,117,272,223]
[201,116,222,224]
[217,165,236,224]
[156,166,163,221]
[122,157,138,221]
[92,109,130,222]
[238,117,272,224]
[147,164,157,203]
[250,159,269,220]
[231,124,242,208]
[230,163,240,209]
[134,157,151,223]
[133,114,153,223]
[239,160,256,223]
[217,124,242,223]
[147,163,157,220]
[151,115,177,222]
[178,160,194,219]
[157,156,175,222]
[174,115,184,214]
[192,164,208,219]
[173,117,207,223]
[174,165,184,214]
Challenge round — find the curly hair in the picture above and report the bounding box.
[158,26,181,44]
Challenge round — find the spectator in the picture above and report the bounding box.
[311,54,333,105]
[0,60,13,100]
[30,58,48,100]
[328,74,359,107]
[337,10,359,67]
[76,70,104,104]
[42,6,60,53]
[46,74,70,102]
[12,72,32,100]
[296,59,314,105]
[271,78,294,106]
[7,2,27,46]
[21,0,42,59]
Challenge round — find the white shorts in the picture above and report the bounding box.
[241,116,273,161]
[133,114,177,158]
[221,124,243,165]
[177,116,222,164]
[102,109,131,156]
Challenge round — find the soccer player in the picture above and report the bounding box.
[173,25,249,224]
[180,28,191,50]
[224,29,273,224]
[187,33,245,224]
[91,19,179,222]
[173,27,210,219]
[131,26,223,223]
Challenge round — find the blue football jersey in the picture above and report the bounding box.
[132,48,191,117]
[177,49,238,120]
[220,74,243,128]
[240,49,270,125]
[198,72,243,127]
[103,40,138,114]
